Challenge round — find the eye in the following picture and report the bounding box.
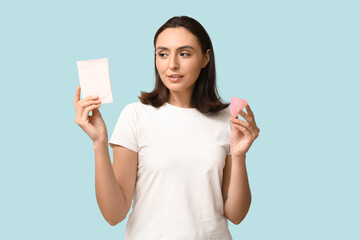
[180,52,191,57]
[156,52,168,58]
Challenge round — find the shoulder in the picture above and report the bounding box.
[220,106,231,117]
[125,101,159,112]
[208,106,231,120]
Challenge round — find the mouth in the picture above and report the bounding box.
[167,74,184,82]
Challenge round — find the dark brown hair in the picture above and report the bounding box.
[138,16,229,113]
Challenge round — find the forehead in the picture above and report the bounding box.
[155,27,201,49]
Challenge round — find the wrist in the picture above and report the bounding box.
[93,139,108,149]
[232,153,246,161]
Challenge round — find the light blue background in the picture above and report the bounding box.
[1,0,359,239]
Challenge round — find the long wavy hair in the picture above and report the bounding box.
[138,16,229,113]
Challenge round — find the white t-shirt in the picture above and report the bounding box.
[109,101,233,240]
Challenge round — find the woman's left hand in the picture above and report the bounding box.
[229,102,260,158]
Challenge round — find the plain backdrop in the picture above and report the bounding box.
[1,0,359,239]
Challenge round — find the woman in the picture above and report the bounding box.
[74,16,260,240]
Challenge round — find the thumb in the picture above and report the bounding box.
[92,107,102,116]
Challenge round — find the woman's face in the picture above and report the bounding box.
[155,27,210,96]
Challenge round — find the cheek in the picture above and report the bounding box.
[156,60,166,74]
[156,61,167,83]
[186,60,203,76]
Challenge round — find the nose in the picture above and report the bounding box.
[169,54,179,70]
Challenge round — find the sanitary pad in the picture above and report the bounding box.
[77,58,113,103]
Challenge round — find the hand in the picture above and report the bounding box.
[229,102,260,158]
[74,86,108,143]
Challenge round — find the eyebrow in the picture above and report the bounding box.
[155,45,195,51]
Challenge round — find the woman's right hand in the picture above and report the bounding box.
[74,86,108,143]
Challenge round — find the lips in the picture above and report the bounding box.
[167,74,184,82]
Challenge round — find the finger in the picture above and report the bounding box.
[75,99,101,113]
[92,107,102,116]
[74,86,81,104]
[79,99,102,109]
[245,102,255,119]
[237,109,257,130]
[232,122,248,134]
[79,95,99,104]
[232,116,260,138]
[81,104,102,122]
[77,94,99,106]
[230,117,257,135]
[232,120,259,139]
[230,119,251,137]
[73,86,99,106]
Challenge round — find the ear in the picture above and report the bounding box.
[202,49,210,68]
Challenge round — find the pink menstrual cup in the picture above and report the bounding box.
[231,97,247,117]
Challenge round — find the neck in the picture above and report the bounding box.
[167,90,194,108]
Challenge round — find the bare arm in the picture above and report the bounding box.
[222,154,251,225]
[94,140,138,226]
[73,86,138,225]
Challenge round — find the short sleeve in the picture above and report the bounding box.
[227,110,232,156]
[108,104,138,152]
[226,148,231,156]
[227,148,231,156]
